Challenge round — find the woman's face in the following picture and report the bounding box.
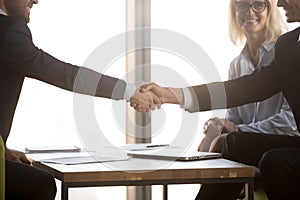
[235,0,268,36]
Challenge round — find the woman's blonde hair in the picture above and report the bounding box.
[229,0,287,45]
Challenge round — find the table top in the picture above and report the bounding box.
[29,152,254,184]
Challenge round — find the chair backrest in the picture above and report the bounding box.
[0,136,4,200]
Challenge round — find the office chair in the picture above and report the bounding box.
[0,135,4,200]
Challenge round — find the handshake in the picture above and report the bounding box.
[129,82,184,113]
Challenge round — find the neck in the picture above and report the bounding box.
[245,33,265,67]
[246,31,265,53]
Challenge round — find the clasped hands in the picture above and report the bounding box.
[198,117,239,152]
[202,117,238,136]
[129,82,182,112]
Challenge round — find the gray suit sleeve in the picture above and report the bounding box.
[5,20,126,100]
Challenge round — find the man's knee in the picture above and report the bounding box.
[221,132,256,163]
[38,173,57,200]
[32,171,57,200]
[221,132,241,157]
[259,149,288,178]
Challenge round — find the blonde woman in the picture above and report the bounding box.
[198,0,298,153]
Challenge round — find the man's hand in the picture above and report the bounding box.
[130,84,161,112]
[140,82,183,104]
[130,82,184,112]
[5,147,31,164]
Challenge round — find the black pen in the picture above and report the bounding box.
[146,144,169,148]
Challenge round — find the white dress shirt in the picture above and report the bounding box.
[0,8,7,16]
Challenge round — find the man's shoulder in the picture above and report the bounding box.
[0,15,30,43]
[0,14,19,27]
[0,15,28,32]
[0,15,14,43]
[272,27,300,67]
[276,27,300,47]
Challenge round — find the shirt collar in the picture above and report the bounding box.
[0,8,7,16]
[241,42,274,57]
[261,42,274,52]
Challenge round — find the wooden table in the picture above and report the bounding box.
[30,154,254,200]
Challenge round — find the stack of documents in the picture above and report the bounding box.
[25,146,81,153]
[37,154,129,165]
[26,146,129,165]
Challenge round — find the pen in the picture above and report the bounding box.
[146,144,169,148]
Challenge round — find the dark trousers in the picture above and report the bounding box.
[5,159,56,200]
[195,132,300,200]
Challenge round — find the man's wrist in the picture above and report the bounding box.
[164,88,183,105]
[182,87,193,109]
[124,82,136,101]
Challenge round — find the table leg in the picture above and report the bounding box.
[163,185,168,200]
[245,180,254,200]
[61,183,68,200]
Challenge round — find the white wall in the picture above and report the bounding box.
[6,0,298,199]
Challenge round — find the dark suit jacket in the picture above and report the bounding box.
[0,14,126,143]
[188,27,300,130]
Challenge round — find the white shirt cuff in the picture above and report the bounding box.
[182,87,194,110]
[124,82,136,101]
